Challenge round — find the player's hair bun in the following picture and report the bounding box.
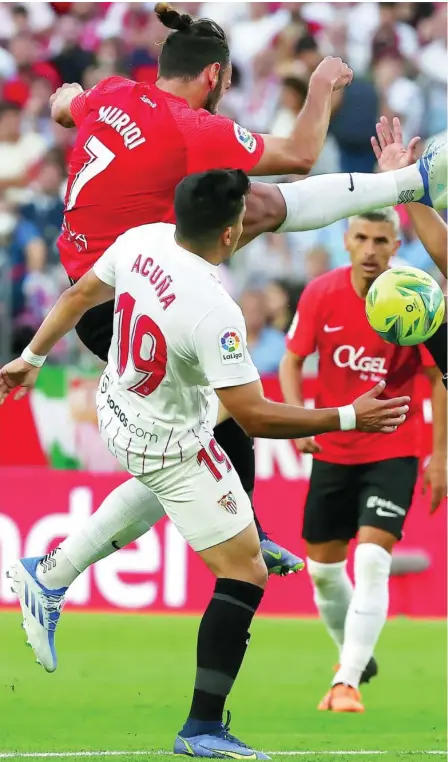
[155,3,193,32]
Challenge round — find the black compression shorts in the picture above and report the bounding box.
[302,457,419,544]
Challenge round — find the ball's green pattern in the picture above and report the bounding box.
[366,266,445,346]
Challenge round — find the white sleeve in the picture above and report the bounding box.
[192,303,260,389]
[92,240,120,287]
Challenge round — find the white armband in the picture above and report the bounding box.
[338,404,356,431]
[21,346,47,368]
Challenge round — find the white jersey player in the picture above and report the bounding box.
[93,219,260,548]
[0,170,410,761]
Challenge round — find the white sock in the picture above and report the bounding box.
[36,479,165,590]
[276,165,423,233]
[307,558,353,655]
[333,543,391,689]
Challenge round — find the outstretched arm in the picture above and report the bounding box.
[372,116,447,277]
[254,56,353,176]
[216,379,409,439]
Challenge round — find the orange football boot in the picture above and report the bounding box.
[318,684,365,713]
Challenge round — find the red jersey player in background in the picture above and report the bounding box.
[279,207,447,713]
[42,3,446,597]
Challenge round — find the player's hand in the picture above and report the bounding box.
[311,56,353,92]
[422,455,447,514]
[371,116,421,172]
[352,380,410,433]
[49,82,83,108]
[0,359,40,405]
[295,437,322,454]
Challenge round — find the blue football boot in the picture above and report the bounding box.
[7,556,66,673]
[260,537,305,576]
[174,712,270,759]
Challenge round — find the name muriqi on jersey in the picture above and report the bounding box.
[97,105,146,150]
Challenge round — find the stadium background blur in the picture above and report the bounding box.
[0,3,446,759]
[0,1,446,368]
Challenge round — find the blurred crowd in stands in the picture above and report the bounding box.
[0,1,446,371]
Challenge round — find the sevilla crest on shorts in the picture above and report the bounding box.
[218,492,238,514]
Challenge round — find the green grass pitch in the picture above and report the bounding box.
[0,612,446,762]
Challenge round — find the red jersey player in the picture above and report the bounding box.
[47,3,352,578]
[280,207,447,713]
[55,14,352,285]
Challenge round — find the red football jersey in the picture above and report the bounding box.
[58,76,264,280]
[286,266,435,464]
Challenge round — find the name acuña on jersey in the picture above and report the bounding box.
[131,253,176,310]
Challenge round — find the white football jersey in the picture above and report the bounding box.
[93,223,260,476]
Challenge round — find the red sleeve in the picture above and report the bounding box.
[70,76,133,127]
[70,90,90,126]
[418,342,436,369]
[185,113,265,174]
[286,282,322,358]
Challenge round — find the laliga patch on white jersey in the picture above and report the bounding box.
[233,123,257,154]
[219,328,244,364]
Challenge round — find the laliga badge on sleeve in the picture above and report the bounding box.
[233,123,257,154]
[219,328,244,364]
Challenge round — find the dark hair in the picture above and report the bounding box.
[174,169,250,243]
[350,208,400,235]
[155,2,230,80]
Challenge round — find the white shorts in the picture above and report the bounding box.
[138,451,253,552]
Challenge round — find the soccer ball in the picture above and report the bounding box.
[365,266,446,346]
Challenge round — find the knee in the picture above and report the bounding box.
[253,551,269,589]
[211,548,268,590]
[354,543,391,582]
[307,558,347,591]
[233,550,268,590]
